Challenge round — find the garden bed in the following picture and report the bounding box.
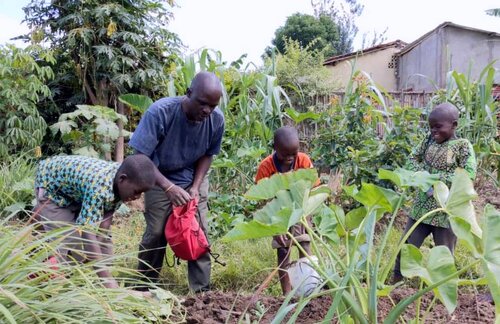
[181,288,495,323]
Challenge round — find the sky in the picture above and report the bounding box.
[1,0,499,66]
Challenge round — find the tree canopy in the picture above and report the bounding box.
[270,13,339,57]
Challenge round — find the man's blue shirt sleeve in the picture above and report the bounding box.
[129,107,163,156]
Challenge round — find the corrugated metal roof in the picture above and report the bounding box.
[323,40,407,65]
[398,21,500,56]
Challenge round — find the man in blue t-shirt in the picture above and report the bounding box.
[129,71,224,292]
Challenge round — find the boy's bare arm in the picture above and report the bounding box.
[81,229,119,288]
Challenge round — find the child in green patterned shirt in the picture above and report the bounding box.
[33,154,156,291]
[393,102,477,282]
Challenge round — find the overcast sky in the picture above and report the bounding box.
[1,0,498,66]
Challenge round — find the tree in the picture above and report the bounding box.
[311,0,364,54]
[271,39,337,109]
[21,0,181,161]
[486,8,500,17]
[0,45,54,159]
[269,13,340,57]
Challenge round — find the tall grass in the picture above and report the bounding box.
[112,211,280,296]
[0,220,186,323]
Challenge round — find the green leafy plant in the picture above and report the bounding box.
[0,44,54,158]
[0,221,186,323]
[433,62,500,182]
[0,154,37,219]
[50,104,130,159]
[312,71,424,186]
[222,168,500,323]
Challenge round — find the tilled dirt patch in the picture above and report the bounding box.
[181,289,495,323]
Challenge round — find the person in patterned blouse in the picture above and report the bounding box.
[33,154,156,290]
[393,102,477,283]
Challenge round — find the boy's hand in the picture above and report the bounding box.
[166,185,192,206]
[274,234,288,247]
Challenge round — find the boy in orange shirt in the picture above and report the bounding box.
[255,126,316,295]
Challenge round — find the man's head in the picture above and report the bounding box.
[114,154,156,202]
[183,72,222,122]
[428,102,459,143]
[273,126,300,166]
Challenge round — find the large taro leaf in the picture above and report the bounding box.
[313,205,341,242]
[482,204,500,313]
[401,244,458,313]
[434,168,481,237]
[378,168,440,191]
[245,168,318,200]
[223,179,328,242]
[449,216,482,258]
[347,182,399,213]
[346,207,367,230]
[118,93,153,114]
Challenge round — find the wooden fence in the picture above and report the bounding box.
[314,91,436,109]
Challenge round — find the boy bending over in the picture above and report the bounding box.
[33,154,156,291]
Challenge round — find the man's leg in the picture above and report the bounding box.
[393,218,432,281]
[138,186,172,283]
[187,177,212,292]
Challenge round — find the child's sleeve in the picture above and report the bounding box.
[457,140,477,180]
[255,160,272,183]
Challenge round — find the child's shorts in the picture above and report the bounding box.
[272,223,311,249]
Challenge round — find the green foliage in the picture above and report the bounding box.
[0,222,185,322]
[312,0,365,54]
[222,169,328,242]
[0,45,54,158]
[0,154,37,219]
[118,93,153,114]
[312,72,424,186]
[270,13,340,57]
[273,38,338,110]
[433,63,500,182]
[50,104,129,159]
[21,0,181,158]
[401,245,458,313]
[226,166,500,322]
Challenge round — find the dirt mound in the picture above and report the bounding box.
[182,289,495,323]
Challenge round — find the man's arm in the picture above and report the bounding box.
[134,150,192,206]
[188,155,213,200]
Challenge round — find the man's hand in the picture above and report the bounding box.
[166,185,192,206]
[187,187,199,201]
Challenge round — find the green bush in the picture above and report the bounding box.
[0,154,37,219]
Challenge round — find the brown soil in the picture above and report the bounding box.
[474,174,500,213]
[181,288,495,323]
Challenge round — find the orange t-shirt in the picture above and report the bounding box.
[255,152,319,185]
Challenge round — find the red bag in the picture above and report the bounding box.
[165,199,210,261]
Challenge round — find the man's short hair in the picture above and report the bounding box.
[117,154,156,187]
